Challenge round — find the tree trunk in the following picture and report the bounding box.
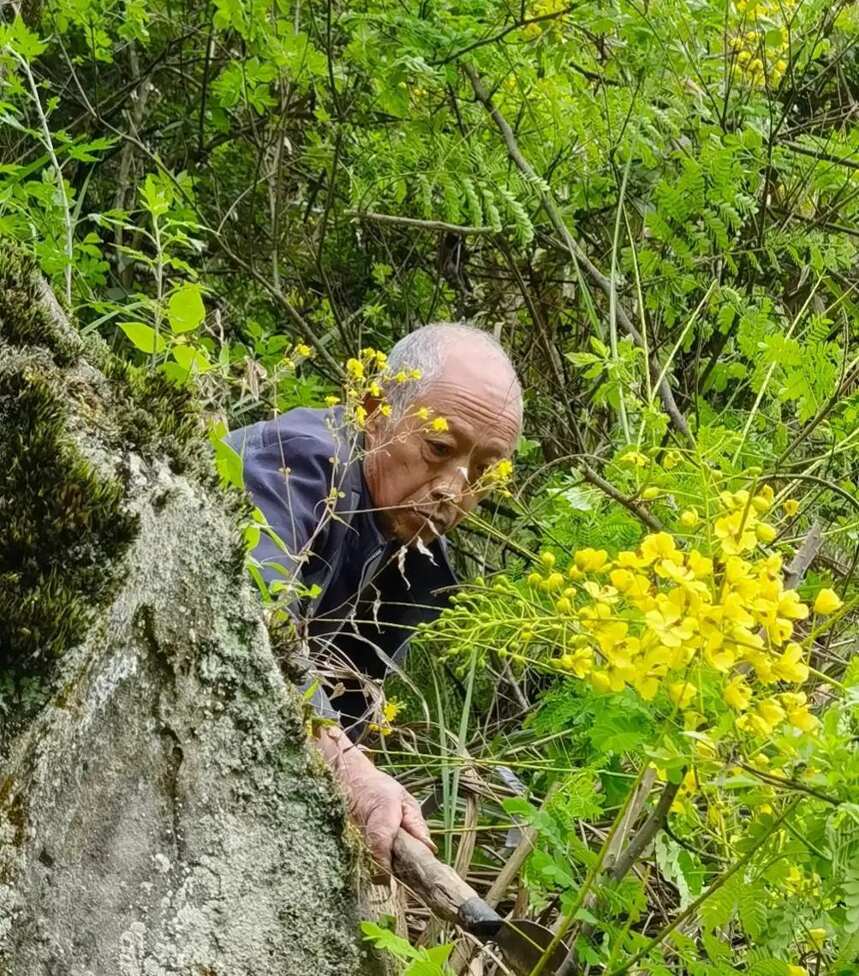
[0,251,371,976]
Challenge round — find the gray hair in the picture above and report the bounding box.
[383,322,523,427]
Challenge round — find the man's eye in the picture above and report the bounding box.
[427,440,451,457]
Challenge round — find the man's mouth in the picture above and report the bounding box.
[408,508,448,534]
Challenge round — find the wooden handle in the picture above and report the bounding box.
[391,829,503,938]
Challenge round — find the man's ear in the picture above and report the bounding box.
[363,392,383,440]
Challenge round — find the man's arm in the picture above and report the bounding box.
[311,723,436,874]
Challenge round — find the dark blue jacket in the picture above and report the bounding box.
[225,407,456,732]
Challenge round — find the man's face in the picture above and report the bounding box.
[363,350,520,545]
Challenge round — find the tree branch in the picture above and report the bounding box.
[462,63,693,444]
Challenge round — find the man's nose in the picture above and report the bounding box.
[430,466,470,503]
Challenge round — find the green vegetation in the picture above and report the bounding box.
[1,0,857,973]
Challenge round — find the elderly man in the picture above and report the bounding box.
[226,322,522,871]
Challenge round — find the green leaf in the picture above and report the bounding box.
[360,921,418,961]
[171,344,210,373]
[120,321,166,354]
[167,283,205,333]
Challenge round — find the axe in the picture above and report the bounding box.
[392,829,569,976]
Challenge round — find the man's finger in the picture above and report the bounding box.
[365,809,400,872]
[400,795,437,853]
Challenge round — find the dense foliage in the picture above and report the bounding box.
[2,0,858,973]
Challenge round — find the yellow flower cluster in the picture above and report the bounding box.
[368,697,404,737]
[280,341,313,371]
[525,489,841,743]
[732,0,793,87]
[339,347,396,427]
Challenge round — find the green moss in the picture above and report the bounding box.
[0,355,139,669]
[0,250,80,365]
[108,361,205,474]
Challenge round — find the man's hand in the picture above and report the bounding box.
[312,724,435,875]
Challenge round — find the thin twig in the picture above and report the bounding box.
[347,210,499,236]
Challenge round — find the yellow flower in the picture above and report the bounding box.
[415,406,430,420]
[409,368,422,379]
[755,523,777,543]
[346,358,365,380]
[295,343,312,358]
[431,416,449,432]
[555,597,572,614]
[374,351,388,367]
[778,590,809,621]
[687,550,713,577]
[383,698,404,723]
[379,403,392,417]
[813,587,842,615]
[772,642,809,684]
[574,548,609,572]
[680,509,700,528]
[752,486,774,512]
[640,532,679,565]
[724,675,752,711]
[486,458,513,484]
[668,681,697,709]
[395,371,409,383]
[714,510,757,555]
[783,498,800,517]
[806,929,827,949]
[325,395,341,407]
[368,381,383,398]
[540,551,556,569]
[642,486,662,500]
[662,451,680,469]
[645,592,695,647]
[780,692,818,733]
[786,966,808,976]
[737,698,786,736]
[558,647,593,677]
[354,405,367,427]
[620,450,649,467]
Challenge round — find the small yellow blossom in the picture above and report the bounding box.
[354,405,367,427]
[724,675,752,711]
[379,403,392,417]
[756,523,777,543]
[662,451,680,469]
[680,509,700,528]
[772,642,809,684]
[786,966,808,976]
[540,551,556,569]
[295,343,312,358]
[620,450,649,468]
[780,692,818,733]
[410,368,422,379]
[558,647,594,678]
[806,929,827,949]
[415,406,430,420]
[395,370,409,383]
[642,486,662,500]
[813,588,842,615]
[783,498,800,517]
[346,358,365,380]
[431,416,449,432]
[368,381,383,398]
[325,396,341,407]
[574,548,609,572]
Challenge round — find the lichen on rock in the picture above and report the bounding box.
[0,252,372,976]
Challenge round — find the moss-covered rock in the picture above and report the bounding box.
[0,253,371,975]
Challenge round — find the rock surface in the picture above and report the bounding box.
[0,253,369,976]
